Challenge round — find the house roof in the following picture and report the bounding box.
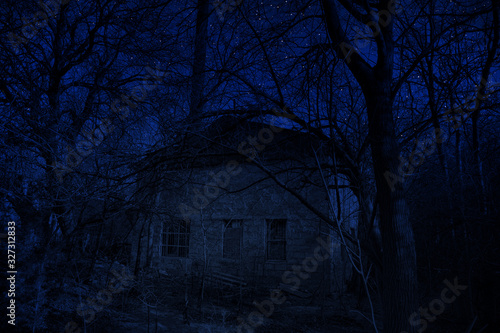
[137,115,328,172]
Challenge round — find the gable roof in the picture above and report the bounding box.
[137,115,327,172]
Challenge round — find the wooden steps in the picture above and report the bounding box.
[205,271,247,287]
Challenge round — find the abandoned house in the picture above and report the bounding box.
[131,115,358,295]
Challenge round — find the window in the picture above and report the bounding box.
[223,219,242,260]
[161,220,190,257]
[266,219,286,260]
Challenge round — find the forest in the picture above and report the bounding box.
[0,0,499,332]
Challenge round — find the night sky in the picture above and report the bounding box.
[0,0,499,332]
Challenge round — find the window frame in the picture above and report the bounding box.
[160,219,190,258]
[223,219,243,260]
[266,219,287,261]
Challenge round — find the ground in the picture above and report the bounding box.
[81,268,378,333]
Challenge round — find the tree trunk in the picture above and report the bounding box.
[365,80,419,333]
[189,0,210,120]
[320,0,419,329]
